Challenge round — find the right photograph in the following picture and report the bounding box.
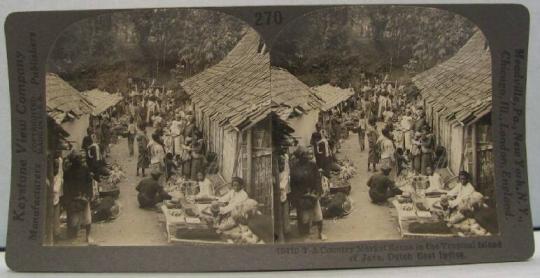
[270,6,497,243]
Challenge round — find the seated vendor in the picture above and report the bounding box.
[217,199,273,244]
[447,171,477,209]
[366,165,403,204]
[425,166,443,192]
[195,171,215,199]
[460,192,498,235]
[135,169,172,208]
[218,177,249,215]
[242,200,273,244]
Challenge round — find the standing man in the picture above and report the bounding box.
[400,111,414,152]
[421,128,434,175]
[290,147,327,241]
[127,117,137,156]
[367,120,380,172]
[378,127,395,175]
[63,151,95,244]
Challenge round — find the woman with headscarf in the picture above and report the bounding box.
[290,146,326,241]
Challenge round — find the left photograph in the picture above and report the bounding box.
[44,8,276,246]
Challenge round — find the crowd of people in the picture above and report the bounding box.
[126,86,273,243]
[122,86,215,205]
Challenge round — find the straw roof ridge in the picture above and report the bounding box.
[412,31,492,125]
[81,88,124,116]
[312,83,356,112]
[182,29,322,129]
[46,73,94,122]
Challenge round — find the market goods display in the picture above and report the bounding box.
[221,225,264,244]
[98,179,120,199]
[451,218,491,236]
[326,159,357,195]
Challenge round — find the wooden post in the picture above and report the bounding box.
[471,124,478,188]
[246,129,253,194]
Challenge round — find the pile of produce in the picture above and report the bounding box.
[338,159,357,180]
[165,175,187,192]
[222,225,264,244]
[326,159,357,195]
[108,165,126,185]
[451,218,491,236]
[396,192,412,204]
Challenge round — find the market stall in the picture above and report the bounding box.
[82,89,127,140]
[393,174,494,238]
[160,174,270,244]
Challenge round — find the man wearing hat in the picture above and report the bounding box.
[366,164,402,204]
[135,168,172,208]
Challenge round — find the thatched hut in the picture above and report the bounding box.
[46,73,94,149]
[412,31,493,197]
[182,29,321,217]
[81,89,124,116]
[312,84,355,133]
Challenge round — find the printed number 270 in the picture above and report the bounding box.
[255,11,283,26]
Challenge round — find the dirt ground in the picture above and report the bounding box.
[90,136,169,246]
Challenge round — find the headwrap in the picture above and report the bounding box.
[150,168,162,178]
[231,177,245,188]
[293,146,309,160]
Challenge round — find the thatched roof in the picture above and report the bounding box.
[46,73,93,123]
[182,29,321,130]
[412,32,492,125]
[82,89,124,116]
[312,84,355,112]
[271,67,323,116]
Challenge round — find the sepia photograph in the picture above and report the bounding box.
[44,6,497,247]
[44,8,274,246]
[271,6,497,242]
